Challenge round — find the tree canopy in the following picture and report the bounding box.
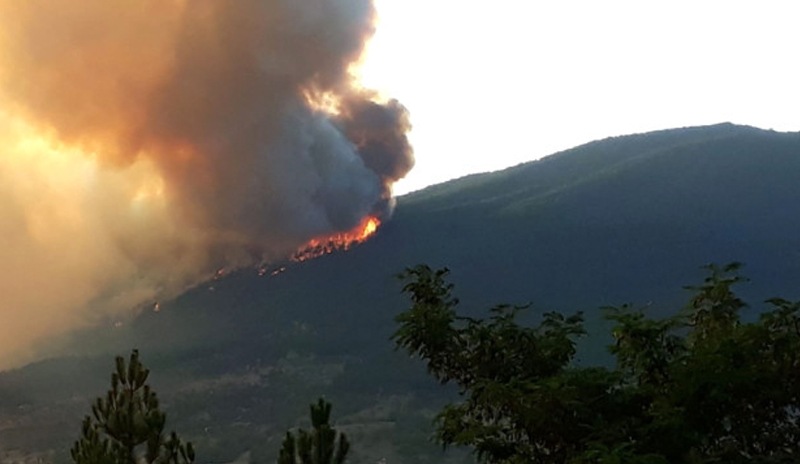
[278,397,350,464]
[71,350,195,464]
[393,263,800,463]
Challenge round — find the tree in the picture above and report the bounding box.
[71,350,195,464]
[278,398,350,464]
[393,264,800,463]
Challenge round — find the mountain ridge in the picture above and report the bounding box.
[403,122,795,212]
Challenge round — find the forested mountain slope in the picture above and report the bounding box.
[1,123,799,463]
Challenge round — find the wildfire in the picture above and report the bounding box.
[293,216,381,262]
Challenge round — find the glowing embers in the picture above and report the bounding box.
[293,216,381,262]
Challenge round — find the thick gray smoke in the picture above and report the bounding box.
[0,0,413,367]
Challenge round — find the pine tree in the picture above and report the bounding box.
[278,398,350,464]
[71,350,195,464]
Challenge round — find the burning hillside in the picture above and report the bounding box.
[0,0,412,367]
[293,216,381,262]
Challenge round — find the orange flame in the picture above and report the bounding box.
[293,216,381,262]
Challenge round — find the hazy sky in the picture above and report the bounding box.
[359,0,800,194]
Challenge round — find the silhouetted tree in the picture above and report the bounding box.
[394,264,800,463]
[278,398,350,464]
[71,350,195,464]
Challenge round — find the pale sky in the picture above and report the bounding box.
[358,0,800,195]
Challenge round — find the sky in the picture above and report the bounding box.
[359,0,800,195]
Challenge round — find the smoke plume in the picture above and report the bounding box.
[0,0,413,367]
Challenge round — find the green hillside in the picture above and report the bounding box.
[1,123,799,463]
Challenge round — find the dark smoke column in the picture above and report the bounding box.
[337,95,415,215]
[143,0,415,262]
[0,0,414,265]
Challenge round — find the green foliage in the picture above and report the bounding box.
[394,264,800,464]
[71,350,195,464]
[278,398,350,464]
